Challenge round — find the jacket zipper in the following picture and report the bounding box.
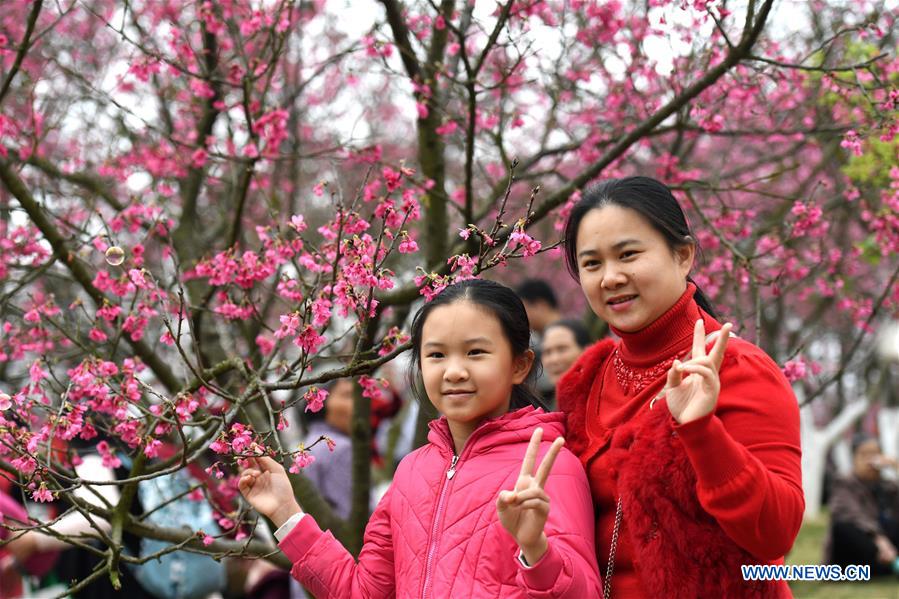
[420,454,459,598]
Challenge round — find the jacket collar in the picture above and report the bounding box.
[426,406,565,456]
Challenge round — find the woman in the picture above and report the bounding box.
[540,319,590,409]
[557,176,803,598]
[541,319,591,387]
[824,434,899,576]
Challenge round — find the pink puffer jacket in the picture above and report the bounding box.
[278,406,601,598]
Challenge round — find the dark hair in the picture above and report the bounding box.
[408,279,547,411]
[544,318,591,349]
[515,279,558,309]
[301,378,349,425]
[562,176,717,318]
[851,433,878,455]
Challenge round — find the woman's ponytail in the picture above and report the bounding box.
[687,276,718,319]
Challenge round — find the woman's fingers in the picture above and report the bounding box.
[667,359,683,388]
[692,319,706,359]
[676,362,717,386]
[535,437,564,489]
[519,428,543,479]
[676,355,716,370]
[497,487,549,510]
[709,323,732,370]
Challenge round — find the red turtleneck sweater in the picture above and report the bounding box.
[584,285,803,598]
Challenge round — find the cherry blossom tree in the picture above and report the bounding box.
[0,0,896,591]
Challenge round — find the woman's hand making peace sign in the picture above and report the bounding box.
[496,427,565,566]
[665,319,733,425]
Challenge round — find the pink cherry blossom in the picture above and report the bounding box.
[288,450,315,473]
[32,484,53,503]
[304,386,328,413]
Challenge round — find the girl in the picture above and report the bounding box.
[558,176,804,598]
[239,279,601,598]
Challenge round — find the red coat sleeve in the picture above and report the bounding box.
[278,485,396,599]
[673,340,804,561]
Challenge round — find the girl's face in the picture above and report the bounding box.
[575,205,694,333]
[420,301,532,446]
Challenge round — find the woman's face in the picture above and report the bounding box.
[541,326,584,385]
[325,379,354,435]
[853,439,882,481]
[575,205,694,333]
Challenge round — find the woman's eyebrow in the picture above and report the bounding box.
[611,239,640,250]
[578,239,640,258]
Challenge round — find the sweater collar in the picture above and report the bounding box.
[611,283,702,366]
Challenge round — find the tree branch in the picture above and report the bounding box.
[378,0,422,81]
[525,0,775,227]
[24,153,124,210]
[0,159,181,392]
[0,0,43,106]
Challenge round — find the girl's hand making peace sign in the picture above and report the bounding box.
[496,428,565,565]
[665,319,733,425]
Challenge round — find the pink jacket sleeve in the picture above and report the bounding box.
[673,346,805,561]
[514,448,603,598]
[278,486,395,599]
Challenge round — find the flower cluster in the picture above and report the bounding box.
[210,423,264,457]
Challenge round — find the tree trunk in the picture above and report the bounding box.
[800,396,869,520]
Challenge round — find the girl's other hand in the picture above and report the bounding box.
[238,456,301,528]
[665,320,732,425]
[496,428,564,565]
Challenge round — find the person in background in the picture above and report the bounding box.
[301,378,355,520]
[0,483,62,597]
[516,279,563,403]
[0,444,156,599]
[824,434,899,577]
[540,319,591,409]
[244,378,358,599]
[516,279,562,338]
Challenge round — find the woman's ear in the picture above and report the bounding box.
[512,349,536,384]
[676,240,696,277]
